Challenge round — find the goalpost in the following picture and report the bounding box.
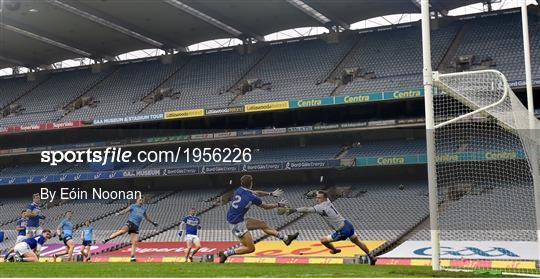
[422,0,540,275]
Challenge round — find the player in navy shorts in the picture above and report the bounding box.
[218,174,299,263]
[80,220,95,262]
[53,211,75,262]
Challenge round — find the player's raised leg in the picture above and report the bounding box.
[103,226,128,243]
[246,218,298,245]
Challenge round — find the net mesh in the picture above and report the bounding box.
[432,70,540,274]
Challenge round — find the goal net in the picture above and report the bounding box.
[431,70,540,275]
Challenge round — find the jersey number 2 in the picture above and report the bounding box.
[231,195,241,209]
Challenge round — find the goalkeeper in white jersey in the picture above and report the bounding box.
[278,190,375,265]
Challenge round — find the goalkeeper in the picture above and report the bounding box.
[278,190,376,265]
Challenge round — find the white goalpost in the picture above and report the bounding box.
[422,0,540,275]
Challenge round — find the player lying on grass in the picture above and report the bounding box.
[103,197,158,262]
[80,220,96,262]
[53,211,75,262]
[5,229,53,262]
[277,190,376,265]
[179,208,202,262]
[3,210,30,261]
[218,174,299,263]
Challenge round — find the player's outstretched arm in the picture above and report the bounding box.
[259,199,288,210]
[35,245,42,258]
[56,222,62,237]
[115,207,130,216]
[178,221,185,236]
[277,206,316,215]
[144,212,158,227]
[250,188,284,197]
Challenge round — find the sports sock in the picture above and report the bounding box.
[224,248,236,257]
[277,231,288,241]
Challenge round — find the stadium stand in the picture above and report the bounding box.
[0,69,111,126]
[0,11,538,127]
[0,77,41,113]
[444,11,540,81]
[335,24,459,95]
[343,140,426,158]
[229,38,355,105]
[141,50,265,113]
[61,59,185,122]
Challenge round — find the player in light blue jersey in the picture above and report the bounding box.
[103,197,158,262]
[80,220,95,262]
[53,211,75,262]
[7,229,53,262]
[179,208,201,262]
[218,175,299,263]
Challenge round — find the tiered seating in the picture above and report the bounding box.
[0,77,39,110]
[338,24,459,95]
[344,140,426,158]
[62,59,186,121]
[249,145,341,163]
[142,50,264,113]
[0,198,29,225]
[451,12,540,82]
[0,69,110,127]
[0,12,538,127]
[232,38,355,105]
[411,184,535,241]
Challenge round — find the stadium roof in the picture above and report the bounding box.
[0,0,484,69]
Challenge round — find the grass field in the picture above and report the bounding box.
[0,262,501,277]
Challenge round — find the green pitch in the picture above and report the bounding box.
[0,262,500,278]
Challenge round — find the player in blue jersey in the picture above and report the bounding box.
[103,197,158,262]
[9,229,53,262]
[179,208,202,262]
[15,210,29,243]
[53,211,75,262]
[218,175,299,263]
[80,220,95,262]
[3,210,30,262]
[26,193,45,236]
